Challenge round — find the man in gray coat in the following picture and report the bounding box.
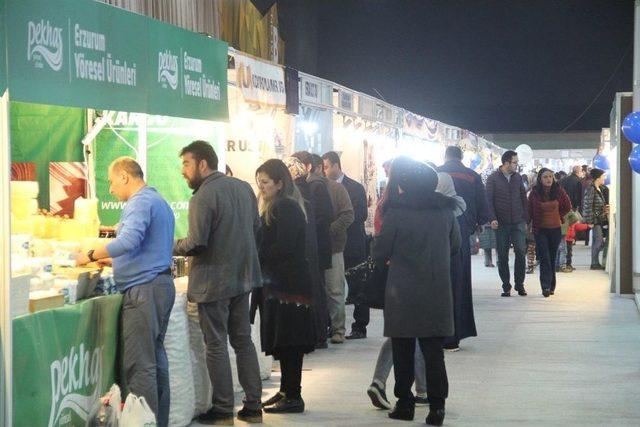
[174,141,263,425]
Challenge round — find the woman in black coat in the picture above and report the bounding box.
[372,158,461,426]
[255,159,316,414]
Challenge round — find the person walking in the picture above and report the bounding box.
[582,168,609,270]
[528,168,572,297]
[438,146,489,351]
[323,151,370,340]
[174,141,263,425]
[77,157,175,427]
[367,158,465,411]
[254,159,316,414]
[485,150,529,297]
[372,159,460,426]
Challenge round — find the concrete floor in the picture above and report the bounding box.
[192,245,640,426]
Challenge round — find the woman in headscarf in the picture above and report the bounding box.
[372,158,460,426]
[254,159,316,413]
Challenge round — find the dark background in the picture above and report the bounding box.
[277,0,635,133]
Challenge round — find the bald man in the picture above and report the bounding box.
[77,157,175,427]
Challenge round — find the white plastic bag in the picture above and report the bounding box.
[88,384,122,427]
[165,293,195,426]
[120,393,156,427]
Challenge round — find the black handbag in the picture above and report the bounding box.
[345,257,388,309]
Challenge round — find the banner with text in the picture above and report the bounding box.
[5,0,228,121]
[13,295,122,427]
[229,51,286,107]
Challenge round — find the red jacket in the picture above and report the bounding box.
[528,187,572,232]
[566,222,590,242]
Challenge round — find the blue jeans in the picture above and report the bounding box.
[534,228,562,292]
[556,239,567,267]
[495,222,527,292]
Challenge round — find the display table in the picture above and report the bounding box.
[12,294,123,427]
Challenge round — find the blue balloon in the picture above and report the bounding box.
[622,111,640,144]
[470,153,482,170]
[593,154,610,171]
[629,144,640,174]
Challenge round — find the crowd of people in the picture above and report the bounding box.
[74,141,610,427]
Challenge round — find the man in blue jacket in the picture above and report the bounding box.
[438,146,490,351]
[77,157,175,427]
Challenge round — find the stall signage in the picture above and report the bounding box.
[300,74,321,104]
[5,0,228,121]
[229,51,286,107]
[338,90,353,111]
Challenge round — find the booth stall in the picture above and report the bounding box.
[294,72,334,155]
[225,49,294,190]
[0,0,230,425]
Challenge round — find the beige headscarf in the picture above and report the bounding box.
[283,156,307,180]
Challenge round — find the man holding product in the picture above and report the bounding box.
[77,156,175,427]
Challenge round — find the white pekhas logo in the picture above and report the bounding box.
[27,20,64,71]
[48,344,104,427]
[158,50,179,90]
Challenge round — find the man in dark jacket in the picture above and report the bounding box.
[438,146,490,351]
[323,151,370,340]
[560,165,583,211]
[486,150,530,298]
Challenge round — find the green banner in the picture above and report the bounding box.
[5,0,228,121]
[10,101,86,209]
[12,294,122,427]
[95,111,226,238]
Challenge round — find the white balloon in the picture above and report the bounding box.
[515,144,534,165]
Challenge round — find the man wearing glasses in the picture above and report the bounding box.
[486,150,530,297]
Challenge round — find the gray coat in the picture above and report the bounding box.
[174,172,262,303]
[372,194,461,338]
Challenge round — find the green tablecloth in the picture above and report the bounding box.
[12,294,123,427]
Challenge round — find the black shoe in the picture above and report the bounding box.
[262,391,285,407]
[346,329,367,340]
[590,264,605,270]
[426,408,445,426]
[515,287,527,296]
[237,407,262,423]
[542,290,550,298]
[550,290,555,295]
[263,397,305,413]
[443,343,460,352]
[501,291,511,297]
[388,404,414,421]
[367,382,392,410]
[197,409,234,425]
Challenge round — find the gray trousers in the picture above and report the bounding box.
[372,337,427,395]
[325,252,346,337]
[122,275,175,427]
[198,291,262,413]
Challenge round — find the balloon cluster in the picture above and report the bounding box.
[622,112,640,174]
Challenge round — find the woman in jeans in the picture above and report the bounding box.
[372,159,460,426]
[582,168,608,270]
[528,168,572,297]
[254,159,316,413]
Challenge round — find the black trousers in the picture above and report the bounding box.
[534,227,562,292]
[392,337,448,410]
[345,256,370,332]
[566,241,574,267]
[278,347,305,399]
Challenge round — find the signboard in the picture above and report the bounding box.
[94,111,226,237]
[5,0,228,121]
[300,75,321,104]
[228,51,286,107]
[13,295,122,427]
